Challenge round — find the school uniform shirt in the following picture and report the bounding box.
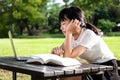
[72,28,116,63]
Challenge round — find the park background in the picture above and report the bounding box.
[0,0,120,80]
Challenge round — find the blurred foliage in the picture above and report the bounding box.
[97,19,116,32]
[0,24,11,38]
[0,0,120,38]
[0,0,44,37]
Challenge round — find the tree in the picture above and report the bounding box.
[45,0,64,33]
[0,0,15,37]
[12,0,42,35]
[110,2,120,22]
[0,0,43,37]
[47,4,61,33]
[63,0,70,7]
[71,0,103,19]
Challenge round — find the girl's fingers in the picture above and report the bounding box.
[56,47,64,56]
[74,19,80,25]
[52,47,64,56]
[78,21,81,26]
[52,47,57,54]
[56,47,60,55]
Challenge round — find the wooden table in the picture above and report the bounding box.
[0,57,113,80]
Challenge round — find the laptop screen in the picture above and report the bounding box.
[8,31,17,58]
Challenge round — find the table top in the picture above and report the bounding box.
[0,57,113,78]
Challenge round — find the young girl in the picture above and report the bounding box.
[51,6,120,80]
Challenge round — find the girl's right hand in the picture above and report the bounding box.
[66,19,81,34]
[51,47,64,56]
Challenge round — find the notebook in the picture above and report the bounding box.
[8,30,31,61]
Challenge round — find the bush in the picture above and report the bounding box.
[97,19,116,33]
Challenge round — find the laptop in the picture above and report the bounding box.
[8,30,31,61]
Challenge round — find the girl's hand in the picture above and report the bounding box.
[51,47,64,56]
[66,19,81,34]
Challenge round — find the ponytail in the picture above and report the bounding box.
[85,22,101,36]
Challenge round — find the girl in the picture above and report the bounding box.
[52,6,120,80]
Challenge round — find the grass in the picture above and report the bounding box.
[0,69,31,80]
[0,37,120,59]
[0,38,64,56]
[0,36,120,80]
[103,37,120,59]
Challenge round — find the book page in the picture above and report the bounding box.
[26,58,45,64]
[46,57,81,66]
[28,54,62,64]
[27,54,81,66]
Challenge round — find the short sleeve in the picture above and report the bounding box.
[79,30,98,49]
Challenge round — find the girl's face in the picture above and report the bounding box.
[60,18,70,36]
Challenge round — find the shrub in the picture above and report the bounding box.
[97,19,116,33]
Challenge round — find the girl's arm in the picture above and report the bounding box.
[63,19,86,58]
[63,31,86,58]
[51,36,86,58]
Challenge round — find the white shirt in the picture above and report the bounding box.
[72,28,116,63]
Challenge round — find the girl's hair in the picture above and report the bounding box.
[59,6,100,35]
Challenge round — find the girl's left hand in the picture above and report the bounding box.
[51,47,64,56]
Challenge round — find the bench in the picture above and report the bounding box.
[0,57,113,80]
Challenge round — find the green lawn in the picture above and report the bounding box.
[0,38,64,56]
[0,37,120,80]
[0,37,120,59]
[103,37,120,59]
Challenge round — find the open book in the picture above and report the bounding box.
[26,54,81,66]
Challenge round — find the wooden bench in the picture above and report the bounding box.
[0,57,113,80]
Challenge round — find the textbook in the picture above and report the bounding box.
[26,54,81,66]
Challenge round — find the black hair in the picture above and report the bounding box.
[59,6,100,35]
